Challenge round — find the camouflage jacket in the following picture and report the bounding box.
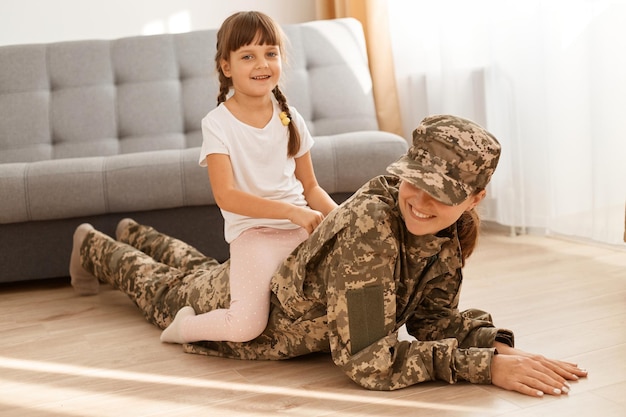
[185,175,514,390]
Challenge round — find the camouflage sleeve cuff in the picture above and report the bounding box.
[495,329,515,347]
[463,327,515,349]
[454,347,496,384]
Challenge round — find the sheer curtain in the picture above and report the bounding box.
[388,0,626,246]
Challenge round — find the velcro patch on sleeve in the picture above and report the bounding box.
[346,285,385,354]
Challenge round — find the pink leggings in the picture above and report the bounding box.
[179,227,308,343]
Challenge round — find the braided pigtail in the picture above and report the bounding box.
[273,86,300,157]
[216,70,232,105]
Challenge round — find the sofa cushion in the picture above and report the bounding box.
[0,148,211,223]
[0,132,407,224]
[0,45,52,163]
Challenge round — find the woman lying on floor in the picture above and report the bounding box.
[69,115,587,396]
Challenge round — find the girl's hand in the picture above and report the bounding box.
[491,342,588,397]
[288,206,324,234]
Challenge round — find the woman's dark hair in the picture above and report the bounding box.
[215,11,300,157]
[457,208,480,266]
[456,189,485,266]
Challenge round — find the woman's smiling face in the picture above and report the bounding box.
[398,180,485,236]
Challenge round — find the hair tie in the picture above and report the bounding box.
[279,111,291,126]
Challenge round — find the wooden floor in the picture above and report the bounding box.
[1,228,625,417]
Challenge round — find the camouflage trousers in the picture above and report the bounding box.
[80,220,232,329]
[80,220,331,360]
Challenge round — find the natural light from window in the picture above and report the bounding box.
[0,355,490,415]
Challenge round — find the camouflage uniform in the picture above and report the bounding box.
[185,175,513,390]
[79,114,514,391]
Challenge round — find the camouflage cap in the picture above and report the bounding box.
[386,115,501,206]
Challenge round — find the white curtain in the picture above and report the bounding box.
[388,0,626,246]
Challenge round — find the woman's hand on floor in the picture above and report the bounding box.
[490,342,588,397]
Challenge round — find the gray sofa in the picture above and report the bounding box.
[0,18,408,283]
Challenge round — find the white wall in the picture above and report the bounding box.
[0,0,317,46]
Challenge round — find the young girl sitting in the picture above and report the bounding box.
[160,11,338,344]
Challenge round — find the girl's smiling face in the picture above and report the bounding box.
[398,180,485,236]
[220,36,282,98]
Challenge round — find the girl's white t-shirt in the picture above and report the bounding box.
[199,101,314,243]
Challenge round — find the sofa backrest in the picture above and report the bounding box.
[0,18,378,164]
